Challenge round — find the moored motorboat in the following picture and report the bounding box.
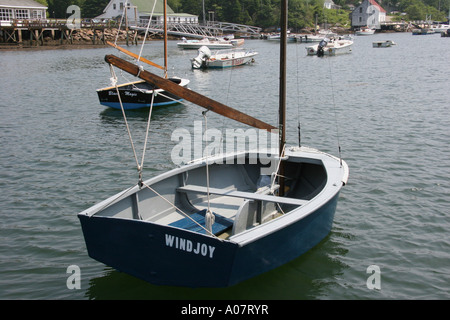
[191,46,258,69]
[177,37,243,50]
[355,27,376,35]
[372,40,396,47]
[306,38,353,56]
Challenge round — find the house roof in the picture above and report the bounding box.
[368,0,386,13]
[134,0,174,14]
[104,0,175,15]
[0,0,47,8]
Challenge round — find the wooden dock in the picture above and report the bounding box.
[0,20,115,46]
[1,19,261,48]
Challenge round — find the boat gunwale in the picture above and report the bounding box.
[96,78,190,92]
[78,147,348,246]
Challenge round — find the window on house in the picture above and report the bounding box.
[120,2,123,10]
[15,9,30,20]
[113,4,116,10]
[359,7,362,13]
[0,8,13,21]
[32,10,44,19]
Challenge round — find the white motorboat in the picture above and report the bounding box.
[177,37,244,50]
[355,27,376,35]
[306,38,353,56]
[430,24,450,33]
[298,34,325,43]
[372,40,396,48]
[191,46,258,69]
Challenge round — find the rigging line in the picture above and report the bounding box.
[114,0,128,47]
[141,181,217,238]
[137,0,157,64]
[202,110,212,213]
[110,64,140,172]
[93,184,137,215]
[139,91,155,175]
[295,36,302,147]
[327,58,343,165]
[202,109,216,235]
[271,143,286,192]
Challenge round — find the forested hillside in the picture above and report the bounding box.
[38,0,449,28]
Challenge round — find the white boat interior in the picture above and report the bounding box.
[81,148,346,240]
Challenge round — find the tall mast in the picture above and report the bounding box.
[278,0,287,196]
[163,0,168,78]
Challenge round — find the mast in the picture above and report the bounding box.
[163,0,168,78]
[278,0,287,196]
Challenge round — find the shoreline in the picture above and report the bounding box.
[0,43,109,51]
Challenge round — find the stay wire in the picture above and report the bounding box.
[295,37,302,147]
[327,58,343,165]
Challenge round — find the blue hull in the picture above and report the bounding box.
[96,78,186,110]
[78,192,340,287]
[99,99,184,110]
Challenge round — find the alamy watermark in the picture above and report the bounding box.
[170,121,280,174]
[366,5,381,29]
[66,5,81,30]
[66,265,81,290]
[366,265,381,290]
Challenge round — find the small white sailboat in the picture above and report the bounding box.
[191,46,258,69]
[78,0,348,288]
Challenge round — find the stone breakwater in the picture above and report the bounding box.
[0,27,163,48]
[70,27,155,44]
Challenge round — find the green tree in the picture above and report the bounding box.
[81,0,110,18]
[47,0,84,18]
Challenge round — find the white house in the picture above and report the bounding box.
[0,0,47,25]
[324,0,340,10]
[351,0,386,29]
[96,0,198,26]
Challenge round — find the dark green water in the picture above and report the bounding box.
[1,32,449,300]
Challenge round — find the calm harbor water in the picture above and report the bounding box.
[1,32,449,300]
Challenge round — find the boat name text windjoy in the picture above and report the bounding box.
[165,234,216,258]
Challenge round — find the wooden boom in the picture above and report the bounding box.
[105,54,277,132]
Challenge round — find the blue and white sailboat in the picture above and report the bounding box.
[78,0,348,287]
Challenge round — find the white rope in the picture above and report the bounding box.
[140,91,155,173]
[114,0,128,46]
[202,110,215,234]
[271,143,286,192]
[137,0,157,64]
[109,64,140,171]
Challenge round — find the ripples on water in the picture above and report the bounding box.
[0,33,449,299]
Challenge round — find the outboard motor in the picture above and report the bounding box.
[317,38,329,57]
[191,46,212,69]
